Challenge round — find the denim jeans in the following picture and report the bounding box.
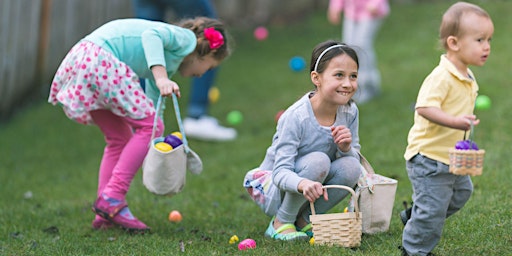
[133,0,219,118]
[402,154,473,255]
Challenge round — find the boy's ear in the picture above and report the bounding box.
[446,35,459,51]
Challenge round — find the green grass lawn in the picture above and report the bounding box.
[1,1,511,255]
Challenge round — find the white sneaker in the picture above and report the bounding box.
[183,116,237,141]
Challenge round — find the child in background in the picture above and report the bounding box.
[48,17,232,233]
[401,2,493,255]
[244,40,362,241]
[132,0,237,141]
[327,0,389,104]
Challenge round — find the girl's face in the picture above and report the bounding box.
[179,54,220,77]
[451,13,493,68]
[313,54,358,106]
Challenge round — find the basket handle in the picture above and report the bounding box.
[310,185,359,215]
[358,152,375,176]
[150,94,190,153]
[463,120,476,143]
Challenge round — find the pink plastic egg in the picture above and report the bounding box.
[238,238,256,250]
[253,26,268,41]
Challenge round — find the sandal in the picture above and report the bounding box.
[264,217,309,241]
[296,223,313,238]
[92,194,150,233]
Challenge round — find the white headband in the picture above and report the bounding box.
[313,44,344,72]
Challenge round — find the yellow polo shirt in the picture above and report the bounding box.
[404,55,479,164]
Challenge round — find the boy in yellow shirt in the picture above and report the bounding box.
[400,2,494,255]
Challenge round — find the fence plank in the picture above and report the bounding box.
[0,0,41,118]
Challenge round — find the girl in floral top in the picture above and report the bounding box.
[48,17,231,233]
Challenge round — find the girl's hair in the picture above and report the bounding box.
[178,17,232,60]
[309,40,359,73]
[439,2,490,49]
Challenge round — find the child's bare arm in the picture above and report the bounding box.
[417,106,479,130]
[151,65,180,97]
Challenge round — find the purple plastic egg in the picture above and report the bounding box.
[454,140,478,150]
[164,134,183,148]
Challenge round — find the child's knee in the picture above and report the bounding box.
[454,187,472,207]
[337,157,362,182]
[297,152,330,181]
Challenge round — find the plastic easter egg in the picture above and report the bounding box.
[229,235,239,244]
[253,26,268,41]
[171,131,183,140]
[164,134,183,148]
[155,142,173,152]
[238,238,256,250]
[168,210,182,223]
[208,87,220,104]
[475,95,491,110]
[455,140,479,150]
[289,56,306,72]
[227,110,243,125]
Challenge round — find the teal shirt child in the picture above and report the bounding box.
[84,18,197,105]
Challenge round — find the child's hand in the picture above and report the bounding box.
[331,125,352,152]
[151,64,181,98]
[457,115,480,130]
[298,179,328,202]
[366,4,379,16]
[156,77,181,98]
[327,8,341,25]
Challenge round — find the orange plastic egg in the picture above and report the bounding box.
[168,210,182,223]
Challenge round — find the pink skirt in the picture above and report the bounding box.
[48,41,155,125]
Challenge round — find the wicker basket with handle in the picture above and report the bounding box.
[448,122,485,176]
[309,185,362,248]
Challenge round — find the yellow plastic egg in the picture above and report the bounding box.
[171,132,183,140]
[208,87,220,104]
[155,142,173,152]
[229,235,239,244]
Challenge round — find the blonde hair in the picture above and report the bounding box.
[178,17,232,61]
[439,2,490,49]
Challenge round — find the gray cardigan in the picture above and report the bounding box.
[259,92,361,194]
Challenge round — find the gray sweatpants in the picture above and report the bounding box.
[402,154,473,255]
[266,151,361,224]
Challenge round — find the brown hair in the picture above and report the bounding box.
[310,40,359,73]
[439,2,490,49]
[178,17,232,61]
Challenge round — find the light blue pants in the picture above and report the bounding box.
[402,154,473,255]
[265,152,361,224]
[342,17,383,100]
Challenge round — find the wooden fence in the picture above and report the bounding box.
[0,0,133,120]
[0,0,324,120]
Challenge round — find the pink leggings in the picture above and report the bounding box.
[90,110,164,201]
